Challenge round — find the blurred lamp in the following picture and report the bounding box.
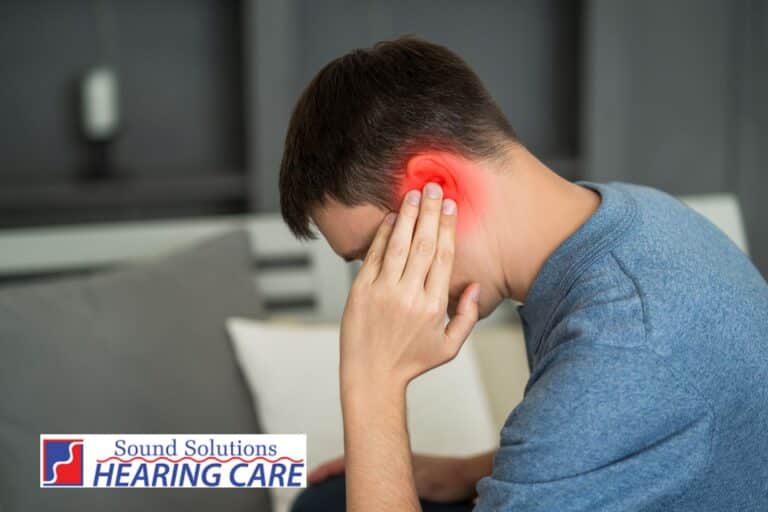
[81,67,120,142]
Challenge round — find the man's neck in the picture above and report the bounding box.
[490,148,601,303]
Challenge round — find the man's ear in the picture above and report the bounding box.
[401,153,460,202]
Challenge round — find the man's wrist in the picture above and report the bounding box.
[340,366,408,404]
[341,372,408,436]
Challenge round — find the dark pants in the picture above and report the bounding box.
[290,474,475,512]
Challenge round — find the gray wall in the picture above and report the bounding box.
[0,0,246,227]
[583,0,768,276]
[0,0,243,180]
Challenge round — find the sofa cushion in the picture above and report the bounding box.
[0,231,271,511]
[226,318,498,512]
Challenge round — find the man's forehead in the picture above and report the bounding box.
[311,200,387,259]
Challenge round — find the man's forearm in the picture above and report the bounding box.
[342,379,420,512]
[336,183,478,511]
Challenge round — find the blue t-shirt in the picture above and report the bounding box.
[474,182,768,511]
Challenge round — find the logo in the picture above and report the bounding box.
[40,434,306,489]
[42,438,84,486]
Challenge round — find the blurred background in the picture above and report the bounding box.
[0,4,765,509]
[0,0,766,276]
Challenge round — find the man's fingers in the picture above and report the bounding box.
[357,212,396,283]
[444,283,480,358]
[307,456,346,485]
[425,198,457,300]
[379,189,421,282]
[401,183,443,287]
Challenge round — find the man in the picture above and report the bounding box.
[279,37,768,511]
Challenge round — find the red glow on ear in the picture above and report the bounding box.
[397,153,486,235]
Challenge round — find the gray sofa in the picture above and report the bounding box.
[0,231,272,511]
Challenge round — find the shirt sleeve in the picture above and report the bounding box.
[473,343,713,512]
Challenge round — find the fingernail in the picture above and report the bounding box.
[470,287,480,303]
[385,212,397,225]
[406,190,421,206]
[425,182,442,199]
[442,199,456,215]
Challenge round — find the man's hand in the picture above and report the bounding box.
[338,182,481,512]
[339,182,481,394]
[309,451,495,503]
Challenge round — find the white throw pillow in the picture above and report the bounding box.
[226,318,498,512]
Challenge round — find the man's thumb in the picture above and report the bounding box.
[444,283,480,358]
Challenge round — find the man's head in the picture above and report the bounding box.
[279,37,519,317]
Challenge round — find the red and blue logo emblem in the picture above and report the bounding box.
[42,438,84,486]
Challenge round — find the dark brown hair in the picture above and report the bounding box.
[279,36,517,239]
